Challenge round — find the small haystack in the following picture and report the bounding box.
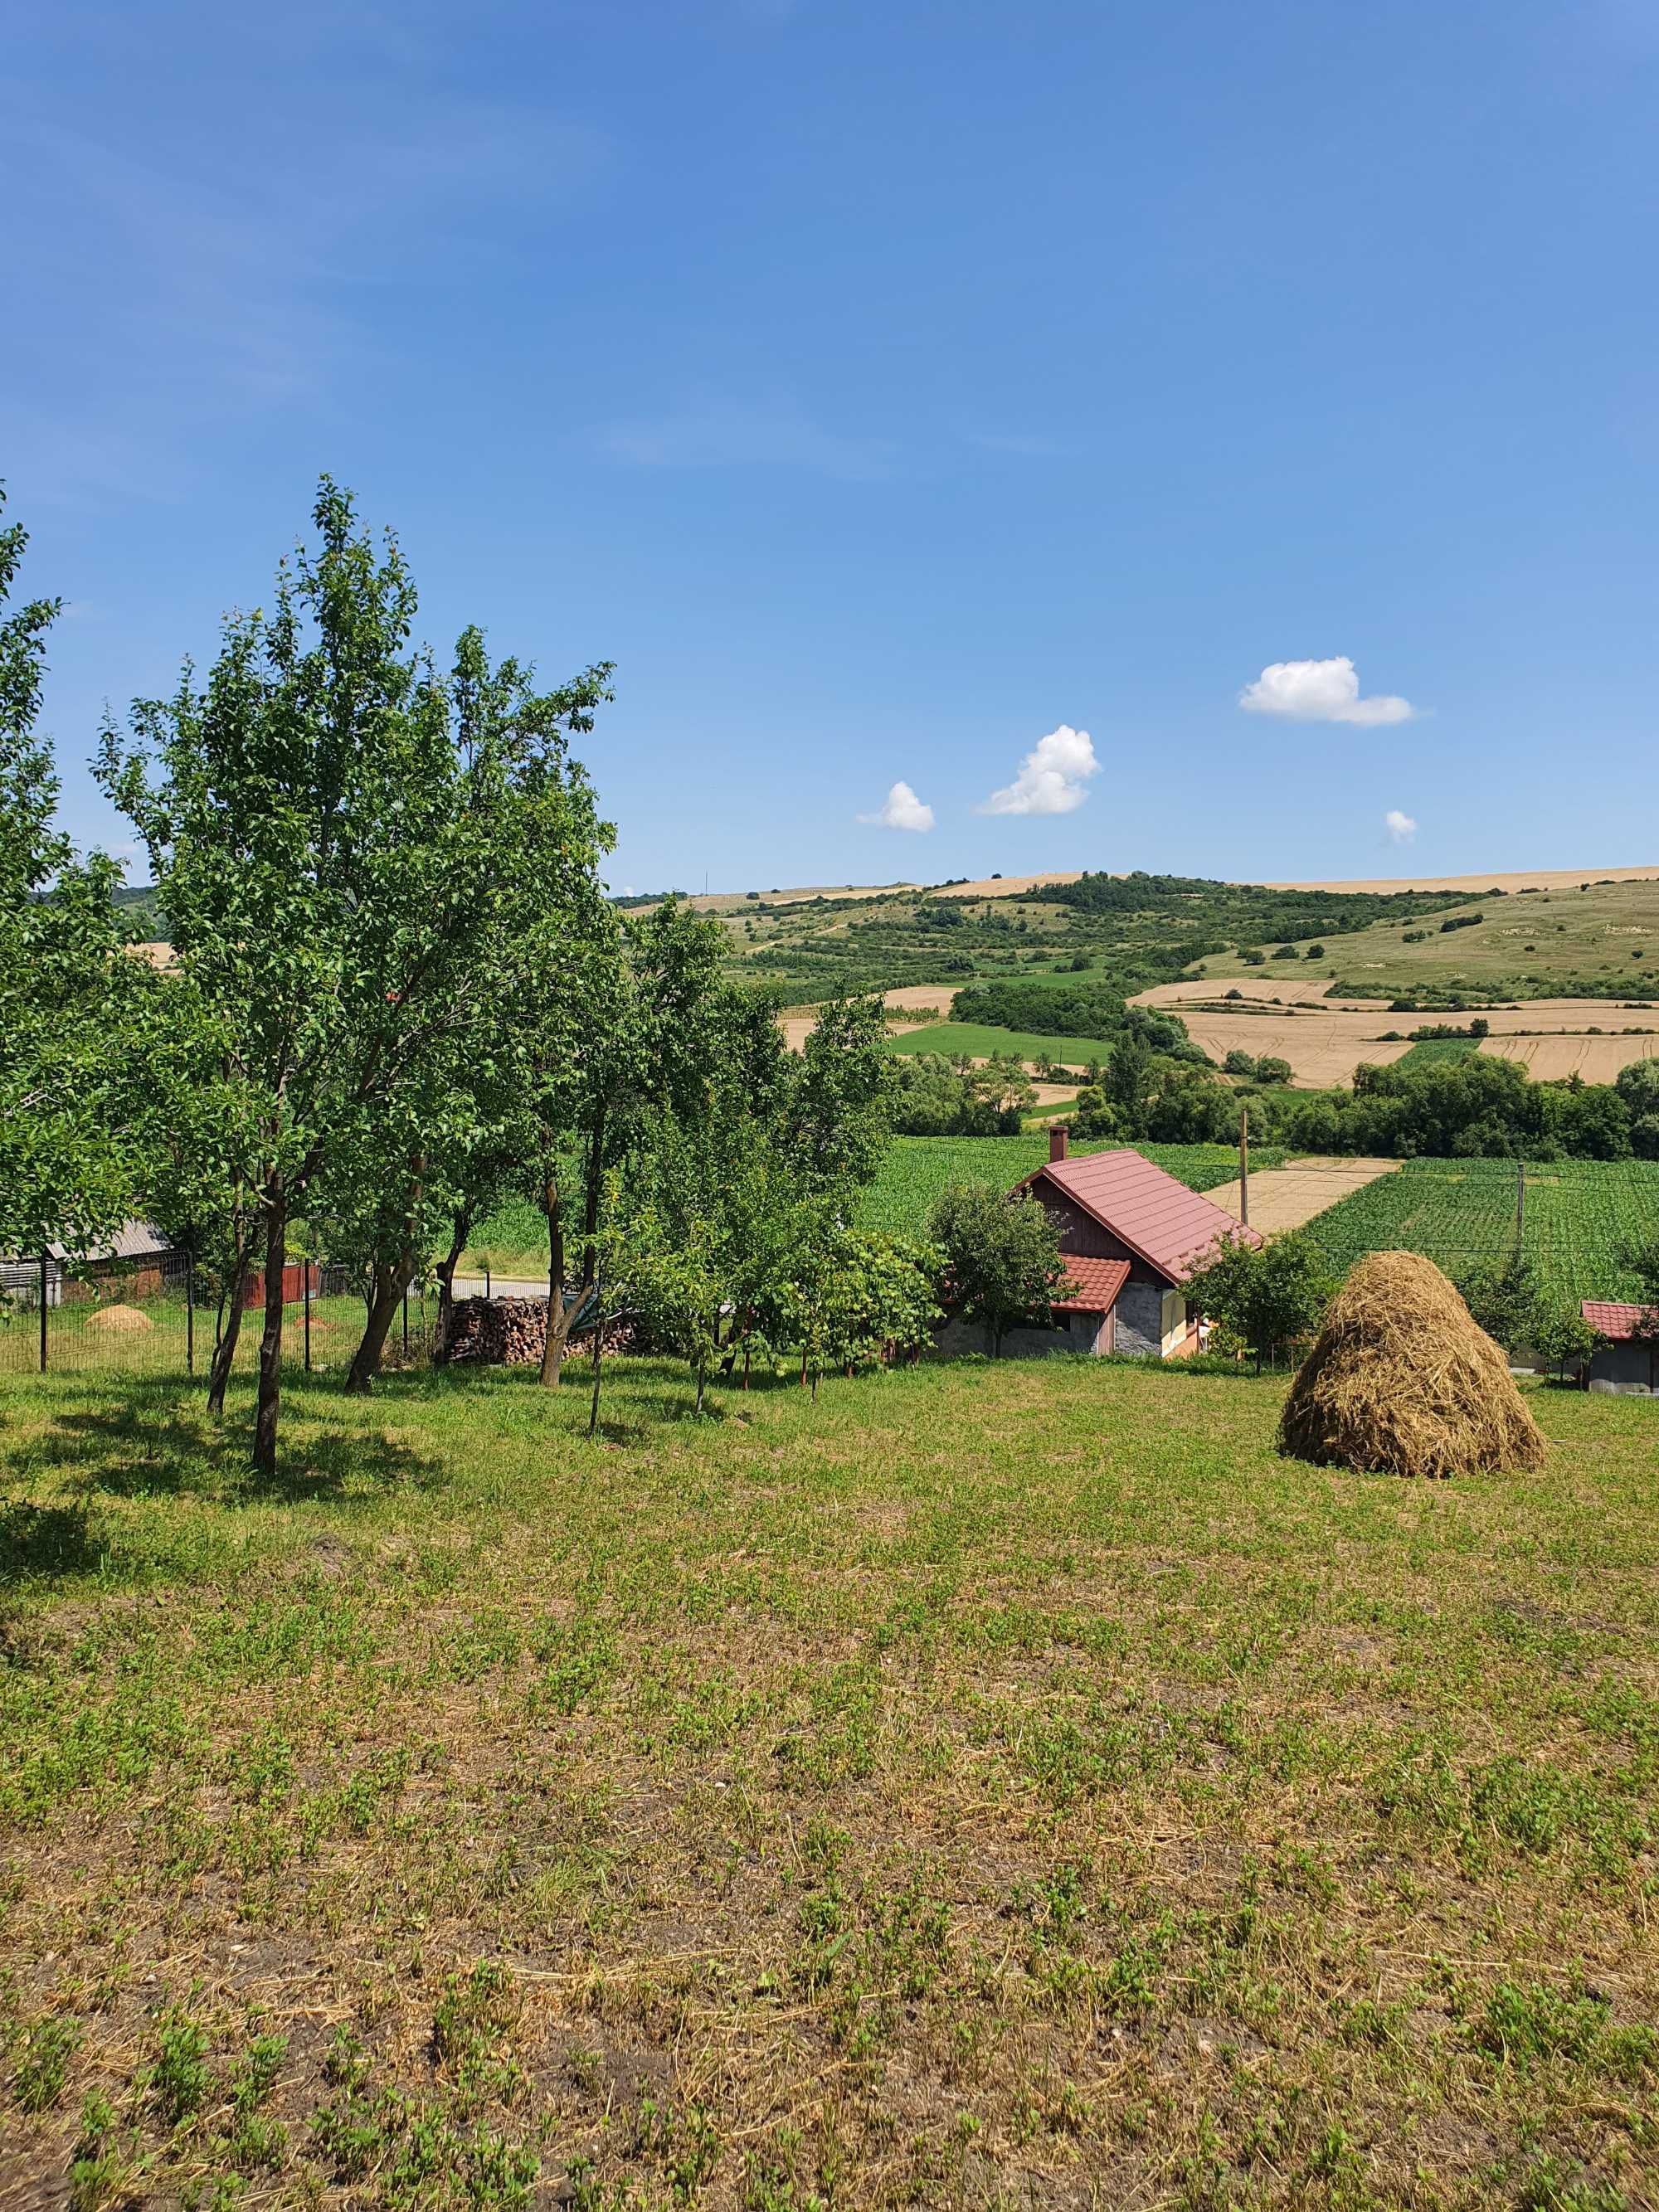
[84,1304,153,1334]
[1278,1250,1545,1479]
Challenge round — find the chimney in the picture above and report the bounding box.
[1049,1124,1069,1164]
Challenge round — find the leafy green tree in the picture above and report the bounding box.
[1535,1301,1597,1378]
[1104,1028,1155,1137]
[0,489,149,1265]
[1457,1252,1547,1354]
[1069,1085,1126,1141]
[100,481,611,1471]
[1185,1232,1335,1368]
[927,1182,1073,1356]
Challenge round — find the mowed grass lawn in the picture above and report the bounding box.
[1,1357,1656,2209]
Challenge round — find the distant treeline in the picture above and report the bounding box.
[1029,869,1477,938]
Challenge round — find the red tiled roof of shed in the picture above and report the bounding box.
[1582,1300,1659,1341]
[1050,1257,1131,1314]
[1023,1149,1258,1285]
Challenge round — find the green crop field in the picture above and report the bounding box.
[887,1020,1117,1064]
[859,1135,1284,1236]
[2,1353,1654,2204]
[1304,1155,1659,1301]
[1392,1035,1483,1071]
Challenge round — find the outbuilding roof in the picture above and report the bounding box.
[1050,1257,1132,1314]
[1023,1149,1258,1285]
[1581,1300,1659,1342]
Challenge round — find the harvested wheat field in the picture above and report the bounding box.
[1279,1251,1547,1479]
[1479,1031,1659,1082]
[1138,980,1659,1088]
[1210,1155,1400,1232]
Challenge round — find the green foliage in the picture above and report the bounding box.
[1183,1232,1335,1363]
[927,1182,1071,1353]
[98,479,615,1456]
[889,1052,1032,1135]
[1457,1252,1548,1353]
[952,978,1128,1039]
[0,488,154,1260]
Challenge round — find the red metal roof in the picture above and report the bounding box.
[1581,1300,1659,1342]
[1051,1257,1131,1314]
[1024,1149,1259,1284]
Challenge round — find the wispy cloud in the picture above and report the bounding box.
[1,99,606,505]
[859,780,935,832]
[1240,657,1416,727]
[594,396,895,479]
[979,725,1098,817]
[1385,809,1418,843]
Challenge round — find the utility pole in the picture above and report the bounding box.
[1238,1105,1250,1231]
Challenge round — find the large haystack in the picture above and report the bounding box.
[1278,1250,1545,1479]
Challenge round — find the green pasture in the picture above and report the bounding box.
[0,1353,1652,2204]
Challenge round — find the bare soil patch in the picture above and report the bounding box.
[1209,1156,1401,1232]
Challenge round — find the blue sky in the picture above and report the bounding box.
[7,0,1658,892]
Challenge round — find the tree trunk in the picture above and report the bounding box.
[433,1208,471,1362]
[206,1242,255,1416]
[344,1257,411,1395]
[252,1184,287,1479]
[539,1174,577,1387]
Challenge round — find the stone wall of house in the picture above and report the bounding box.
[1112,1280,1165,1358]
[935,1310,1103,1359]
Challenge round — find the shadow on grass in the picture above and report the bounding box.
[10,1372,440,1515]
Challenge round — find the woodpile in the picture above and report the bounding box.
[442,1296,635,1367]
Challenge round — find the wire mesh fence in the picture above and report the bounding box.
[0,1252,443,1380]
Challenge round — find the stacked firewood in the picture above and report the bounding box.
[442,1296,637,1366]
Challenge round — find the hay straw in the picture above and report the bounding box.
[1278,1250,1546,1479]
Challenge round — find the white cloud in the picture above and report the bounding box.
[859,780,934,832]
[1385,809,1418,843]
[1239,657,1416,727]
[978,725,1098,816]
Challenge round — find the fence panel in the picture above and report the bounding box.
[0,1258,440,1381]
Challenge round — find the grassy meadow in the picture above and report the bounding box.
[1187,881,1659,1004]
[1,1354,1655,2208]
[887,1020,1118,1065]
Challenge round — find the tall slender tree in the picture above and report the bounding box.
[100,481,611,1471]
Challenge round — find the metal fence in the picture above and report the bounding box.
[0,1252,440,1379]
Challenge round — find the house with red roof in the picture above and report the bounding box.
[1578,1301,1658,1395]
[939,1129,1258,1359]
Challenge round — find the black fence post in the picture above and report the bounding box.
[38,1255,48,1373]
[187,1257,195,1375]
[304,1266,312,1373]
[401,1286,410,1357]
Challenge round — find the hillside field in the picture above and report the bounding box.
[1,1354,1655,2207]
[1303,1156,1659,1304]
[1185,878,1659,1004]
